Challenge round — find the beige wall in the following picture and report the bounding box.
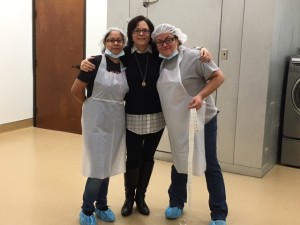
[0,0,33,125]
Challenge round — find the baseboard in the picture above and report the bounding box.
[219,160,277,178]
[155,150,277,178]
[0,119,33,133]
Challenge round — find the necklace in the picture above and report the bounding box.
[134,52,149,87]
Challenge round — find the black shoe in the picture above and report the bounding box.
[135,197,150,215]
[121,199,134,216]
[121,168,138,217]
[135,161,154,215]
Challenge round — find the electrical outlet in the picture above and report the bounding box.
[220,49,228,60]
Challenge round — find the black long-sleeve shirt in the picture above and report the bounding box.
[122,44,163,114]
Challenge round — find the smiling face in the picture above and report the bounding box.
[155,33,178,57]
[132,21,151,49]
[104,30,125,55]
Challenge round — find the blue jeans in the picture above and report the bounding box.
[81,177,109,215]
[168,115,228,221]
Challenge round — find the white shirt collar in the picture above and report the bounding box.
[131,45,152,54]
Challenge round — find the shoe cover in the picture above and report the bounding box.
[209,220,226,225]
[165,207,183,219]
[95,208,115,222]
[79,211,96,225]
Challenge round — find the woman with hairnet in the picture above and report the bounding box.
[152,24,228,225]
[71,27,129,225]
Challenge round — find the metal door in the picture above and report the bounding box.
[107,0,222,60]
[107,0,222,155]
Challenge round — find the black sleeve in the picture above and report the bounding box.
[76,55,102,97]
[77,55,102,84]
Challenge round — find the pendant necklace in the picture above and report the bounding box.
[134,52,149,87]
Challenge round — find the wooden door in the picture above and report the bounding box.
[34,0,85,134]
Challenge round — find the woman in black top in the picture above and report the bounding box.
[72,27,128,225]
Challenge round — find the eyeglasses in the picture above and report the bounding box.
[106,39,123,44]
[156,37,175,47]
[132,28,150,34]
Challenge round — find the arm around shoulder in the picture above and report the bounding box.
[80,55,101,72]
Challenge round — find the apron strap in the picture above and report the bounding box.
[187,108,199,208]
[90,97,124,104]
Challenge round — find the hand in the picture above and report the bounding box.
[80,57,95,72]
[189,95,203,110]
[200,48,212,62]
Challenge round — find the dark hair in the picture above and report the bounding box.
[126,15,154,48]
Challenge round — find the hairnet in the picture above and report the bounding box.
[152,23,187,44]
[102,27,127,43]
[99,27,126,52]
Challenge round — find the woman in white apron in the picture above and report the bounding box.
[71,28,129,225]
[152,24,228,225]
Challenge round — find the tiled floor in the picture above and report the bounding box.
[1,127,299,225]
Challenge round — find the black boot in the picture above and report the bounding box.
[135,160,154,215]
[121,168,138,217]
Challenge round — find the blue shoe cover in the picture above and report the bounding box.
[95,208,115,222]
[79,211,96,225]
[165,207,183,219]
[209,220,226,225]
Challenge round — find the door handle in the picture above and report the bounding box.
[71,65,80,69]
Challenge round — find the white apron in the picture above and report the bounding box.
[157,53,206,176]
[82,56,128,179]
